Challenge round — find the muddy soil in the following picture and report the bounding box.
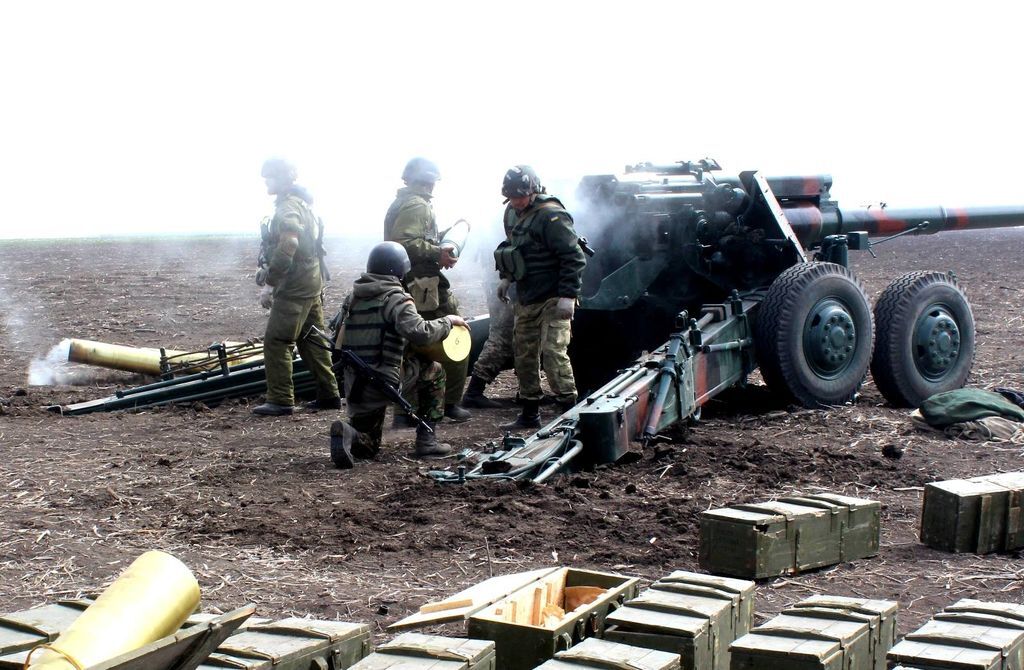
[0,229,1022,640]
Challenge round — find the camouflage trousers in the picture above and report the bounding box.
[264,294,339,406]
[471,289,514,383]
[513,297,576,403]
[416,291,467,405]
[346,354,445,427]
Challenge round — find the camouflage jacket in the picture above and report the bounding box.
[383,186,449,293]
[341,273,452,387]
[497,194,586,305]
[267,187,322,300]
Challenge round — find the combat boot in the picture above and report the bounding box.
[444,403,472,423]
[414,422,453,458]
[461,375,504,409]
[329,420,379,466]
[501,399,541,430]
[328,421,355,469]
[252,402,294,416]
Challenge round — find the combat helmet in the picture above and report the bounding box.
[402,157,441,185]
[501,165,543,199]
[261,157,298,184]
[367,241,412,278]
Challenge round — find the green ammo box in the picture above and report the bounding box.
[731,610,872,670]
[0,599,92,656]
[699,493,881,579]
[348,633,495,670]
[389,567,640,670]
[920,471,1024,554]
[532,637,680,669]
[887,599,1024,670]
[196,618,371,669]
[0,606,253,670]
[786,595,898,670]
[602,571,755,670]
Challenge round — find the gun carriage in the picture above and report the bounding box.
[429,160,1024,483]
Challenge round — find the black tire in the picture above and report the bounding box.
[755,262,873,407]
[871,271,975,408]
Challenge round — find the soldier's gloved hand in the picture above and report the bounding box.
[496,278,512,304]
[258,285,274,310]
[448,315,469,329]
[439,246,459,270]
[255,267,269,287]
[555,297,576,320]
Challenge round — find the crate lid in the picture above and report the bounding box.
[705,500,833,525]
[0,601,93,655]
[628,588,733,618]
[389,568,558,631]
[729,630,843,661]
[789,595,897,619]
[552,637,681,669]
[946,599,1024,624]
[377,633,494,663]
[888,637,1007,669]
[654,571,755,596]
[606,604,708,638]
[210,618,369,663]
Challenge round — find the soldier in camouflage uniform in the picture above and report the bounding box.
[494,165,587,429]
[253,158,340,416]
[384,157,471,423]
[329,241,467,466]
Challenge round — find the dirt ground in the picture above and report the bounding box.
[1,229,1022,642]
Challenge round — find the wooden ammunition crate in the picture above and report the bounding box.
[603,571,755,670]
[729,597,884,670]
[920,471,1024,554]
[390,567,640,670]
[699,493,880,579]
[786,595,897,670]
[533,637,680,670]
[887,599,1024,670]
[196,618,371,669]
[0,607,252,670]
[349,633,495,670]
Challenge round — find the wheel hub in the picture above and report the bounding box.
[804,299,857,378]
[914,305,961,380]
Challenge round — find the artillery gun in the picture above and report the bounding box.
[429,159,1024,483]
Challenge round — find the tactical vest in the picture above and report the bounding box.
[340,291,408,388]
[494,196,569,299]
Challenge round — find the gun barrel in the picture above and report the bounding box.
[787,204,1024,246]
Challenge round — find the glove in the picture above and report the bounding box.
[496,278,512,304]
[255,267,269,286]
[259,285,274,310]
[555,297,575,320]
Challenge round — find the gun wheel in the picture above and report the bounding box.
[755,262,873,407]
[871,271,975,407]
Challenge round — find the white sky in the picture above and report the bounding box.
[1,1,1022,240]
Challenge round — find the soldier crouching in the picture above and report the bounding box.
[330,241,469,468]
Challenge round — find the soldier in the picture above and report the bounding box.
[253,158,340,416]
[330,241,467,465]
[384,157,471,424]
[494,165,587,429]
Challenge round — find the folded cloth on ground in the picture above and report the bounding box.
[912,409,1024,442]
[918,388,1024,428]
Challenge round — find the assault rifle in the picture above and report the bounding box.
[306,326,432,432]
